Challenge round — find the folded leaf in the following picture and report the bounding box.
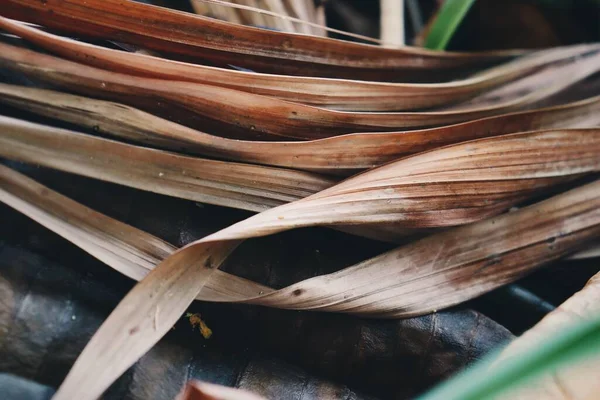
[2,115,598,239]
[0,0,522,82]
[3,169,597,398]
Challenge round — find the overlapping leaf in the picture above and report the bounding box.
[1,0,522,81]
[1,2,599,399]
[2,115,598,237]
[0,116,334,212]
[1,42,598,139]
[2,136,598,398]
[0,17,591,111]
[1,177,516,398]
[1,83,598,173]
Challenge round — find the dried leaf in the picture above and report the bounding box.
[0,17,587,111]
[1,43,598,139]
[2,115,598,239]
[0,116,334,212]
[0,82,598,173]
[3,167,598,398]
[0,165,514,398]
[1,0,522,82]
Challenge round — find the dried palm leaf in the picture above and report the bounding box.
[3,166,598,398]
[0,116,335,212]
[1,0,522,81]
[0,173,513,399]
[493,272,600,399]
[2,115,598,232]
[2,44,598,140]
[0,164,270,301]
[1,83,599,173]
[1,17,588,111]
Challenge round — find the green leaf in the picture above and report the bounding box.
[424,0,476,50]
[418,311,600,400]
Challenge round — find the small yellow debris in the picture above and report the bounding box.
[185,313,213,339]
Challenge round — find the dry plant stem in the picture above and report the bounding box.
[0,18,593,112]
[2,45,599,140]
[45,174,600,399]
[495,272,600,399]
[190,0,337,40]
[381,0,405,47]
[0,0,522,82]
[1,83,599,173]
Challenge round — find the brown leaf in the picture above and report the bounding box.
[0,116,334,212]
[3,164,597,399]
[2,115,598,239]
[0,0,522,82]
[0,187,514,398]
[1,43,597,139]
[1,82,598,173]
[0,17,587,111]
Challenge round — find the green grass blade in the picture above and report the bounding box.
[418,311,600,400]
[424,0,476,50]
